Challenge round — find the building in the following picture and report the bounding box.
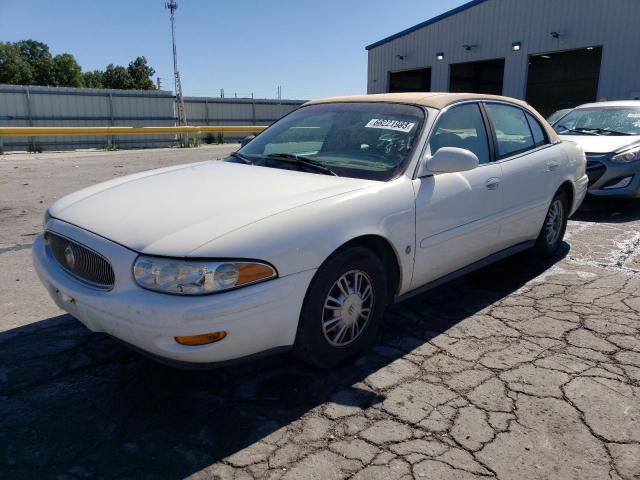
[366,0,640,116]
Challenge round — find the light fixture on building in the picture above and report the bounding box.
[512,42,521,51]
[586,46,595,50]
[550,31,561,39]
[436,52,444,61]
[396,54,405,60]
[462,44,477,51]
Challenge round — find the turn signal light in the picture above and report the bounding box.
[174,331,227,346]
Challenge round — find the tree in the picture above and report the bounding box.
[15,39,54,85]
[52,53,84,87]
[83,70,104,89]
[0,40,157,90]
[0,42,33,84]
[102,64,134,90]
[127,56,156,90]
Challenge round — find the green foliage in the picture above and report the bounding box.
[127,57,156,90]
[83,70,104,88]
[103,64,134,90]
[204,133,215,144]
[16,40,54,85]
[0,42,33,84]
[52,53,83,87]
[216,132,224,144]
[0,39,156,90]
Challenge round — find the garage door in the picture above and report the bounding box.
[449,59,505,95]
[388,68,431,93]
[526,47,602,117]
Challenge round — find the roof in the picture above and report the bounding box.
[304,92,560,143]
[366,0,490,50]
[305,92,526,109]
[574,100,640,109]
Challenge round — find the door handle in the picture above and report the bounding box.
[486,177,500,190]
[547,162,559,171]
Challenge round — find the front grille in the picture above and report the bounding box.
[585,154,608,186]
[46,232,115,289]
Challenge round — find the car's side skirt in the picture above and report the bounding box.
[394,240,535,304]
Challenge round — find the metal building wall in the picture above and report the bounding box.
[367,0,640,101]
[0,85,304,151]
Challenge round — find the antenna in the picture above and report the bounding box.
[165,0,187,127]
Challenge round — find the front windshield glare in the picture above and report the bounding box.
[237,102,425,180]
[554,107,640,136]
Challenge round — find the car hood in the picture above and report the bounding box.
[50,161,376,256]
[559,135,640,154]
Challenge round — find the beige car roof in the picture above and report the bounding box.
[305,92,560,143]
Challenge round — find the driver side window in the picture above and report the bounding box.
[429,103,491,164]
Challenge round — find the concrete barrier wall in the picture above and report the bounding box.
[0,84,305,151]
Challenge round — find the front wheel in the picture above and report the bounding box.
[534,190,569,257]
[293,246,388,369]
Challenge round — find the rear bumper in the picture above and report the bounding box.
[33,220,315,366]
[571,174,589,216]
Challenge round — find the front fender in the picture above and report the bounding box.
[190,176,417,294]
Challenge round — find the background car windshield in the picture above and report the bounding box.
[553,107,640,135]
[238,102,425,180]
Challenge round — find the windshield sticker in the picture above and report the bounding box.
[365,119,415,133]
[628,113,640,118]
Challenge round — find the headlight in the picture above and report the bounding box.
[43,209,52,230]
[611,145,640,164]
[133,256,277,295]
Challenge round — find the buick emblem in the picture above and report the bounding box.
[64,244,76,270]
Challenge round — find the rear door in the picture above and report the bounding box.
[483,102,558,248]
[411,102,504,288]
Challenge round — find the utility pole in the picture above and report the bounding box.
[166,0,187,128]
[156,77,162,90]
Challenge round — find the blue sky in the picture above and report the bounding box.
[0,0,467,100]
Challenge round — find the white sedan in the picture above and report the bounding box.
[33,93,588,368]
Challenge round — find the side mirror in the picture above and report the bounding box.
[417,147,479,177]
[240,135,256,148]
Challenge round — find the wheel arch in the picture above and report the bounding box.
[324,234,403,300]
[558,180,575,211]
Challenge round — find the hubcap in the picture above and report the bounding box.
[322,270,374,347]
[545,199,564,246]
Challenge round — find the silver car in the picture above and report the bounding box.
[553,101,640,198]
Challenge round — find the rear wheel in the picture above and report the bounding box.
[293,246,388,369]
[534,190,569,257]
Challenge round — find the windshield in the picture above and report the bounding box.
[232,102,426,181]
[553,106,640,136]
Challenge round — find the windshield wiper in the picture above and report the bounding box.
[590,128,633,136]
[555,125,598,136]
[266,153,338,176]
[229,151,254,164]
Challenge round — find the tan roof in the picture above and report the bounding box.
[305,92,559,143]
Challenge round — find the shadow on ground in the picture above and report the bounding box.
[572,197,640,223]
[0,246,568,479]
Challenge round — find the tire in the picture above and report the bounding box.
[534,190,569,257]
[293,246,388,369]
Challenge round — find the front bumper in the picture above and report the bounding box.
[33,220,316,366]
[586,154,640,199]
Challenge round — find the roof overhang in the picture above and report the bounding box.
[365,0,490,51]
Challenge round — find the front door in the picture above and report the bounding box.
[411,103,504,289]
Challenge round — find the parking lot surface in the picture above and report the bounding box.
[1,148,639,480]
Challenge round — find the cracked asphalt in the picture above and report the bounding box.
[1,148,639,480]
